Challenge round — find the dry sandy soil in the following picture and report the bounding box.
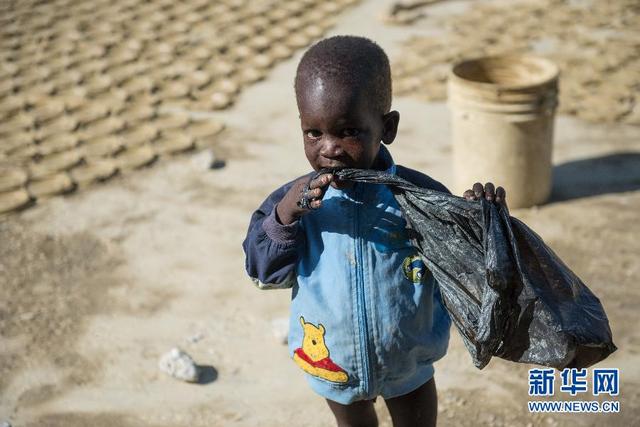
[1,1,639,426]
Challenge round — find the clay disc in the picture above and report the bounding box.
[2,131,35,154]
[206,60,235,77]
[0,165,29,192]
[37,115,79,140]
[120,75,155,95]
[70,159,118,186]
[60,91,87,112]
[75,103,110,125]
[81,116,125,139]
[186,120,225,139]
[122,104,157,126]
[185,70,211,89]
[0,188,32,213]
[81,135,125,158]
[154,133,195,155]
[267,44,293,61]
[53,69,84,90]
[153,112,191,131]
[28,149,83,179]
[208,92,232,110]
[6,144,38,163]
[0,94,26,116]
[249,35,271,51]
[27,172,75,198]
[37,133,79,156]
[250,53,275,69]
[85,74,114,96]
[161,81,191,99]
[32,99,66,124]
[120,124,159,148]
[115,144,158,170]
[0,112,35,133]
[236,67,266,85]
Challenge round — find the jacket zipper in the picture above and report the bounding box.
[354,184,372,396]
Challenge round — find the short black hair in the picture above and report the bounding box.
[294,35,392,115]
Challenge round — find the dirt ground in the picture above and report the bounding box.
[1,1,639,426]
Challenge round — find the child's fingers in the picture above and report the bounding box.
[472,182,484,199]
[310,199,322,209]
[309,173,333,190]
[495,186,506,205]
[463,189,475,200]
[484,182,495,201]
[307,187,324,199]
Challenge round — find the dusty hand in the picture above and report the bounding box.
[276,173,334,225]
[463,182,507,208]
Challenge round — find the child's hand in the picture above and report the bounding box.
[276,173,334,225]
[463,182,507,208]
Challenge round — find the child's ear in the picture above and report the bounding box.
[381,111,400,145]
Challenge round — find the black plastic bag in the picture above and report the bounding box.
[334,168,617,370]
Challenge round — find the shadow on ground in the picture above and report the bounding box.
[197,365,218,385]
[549,152,640,202]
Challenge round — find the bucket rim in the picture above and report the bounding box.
[450,54,560,91]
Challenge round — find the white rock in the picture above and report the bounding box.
[189,149,214,170]
[158,347,199,382]
[1,421,12,427]
[271,317,289,345]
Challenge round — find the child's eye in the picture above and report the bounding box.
[342,128,360,137]
[306,130,322,139]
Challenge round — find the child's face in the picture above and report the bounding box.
[296,77,397,180]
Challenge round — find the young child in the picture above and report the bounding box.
[243,36,505,427]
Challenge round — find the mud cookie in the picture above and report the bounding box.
[80,135,124,159]
[28,149,83,180]
[0,188,31,214]
[115,144,158,170]
[69,159,118,186]
[0,165,28,192]
[27,172,75,198]
[153,111,191,132]
[37,133,79,156]
[154,132,196,155]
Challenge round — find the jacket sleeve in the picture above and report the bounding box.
[242,180,305,290]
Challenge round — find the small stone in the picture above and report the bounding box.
[271,317,289,345]
[158,347,200,383]
[1,421,12,427]
[209,156,226,170]
[187,332,205,344]
[189,150,214,170]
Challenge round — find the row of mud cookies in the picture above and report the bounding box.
[0,107,226,214]
[0,0,357,112]
[388,0,640,125]
[0,0,361,214]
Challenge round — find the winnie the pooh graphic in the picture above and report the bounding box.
[293,316,348,383]
[403,254,427,284]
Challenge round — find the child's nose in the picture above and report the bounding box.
[319,136,344,159]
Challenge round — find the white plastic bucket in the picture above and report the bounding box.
[448,55,559,208]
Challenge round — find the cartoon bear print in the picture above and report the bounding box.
[293,316,348,383]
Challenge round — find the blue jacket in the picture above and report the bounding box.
[242,146,451,404]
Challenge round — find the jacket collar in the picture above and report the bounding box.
[375,144,397,176]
